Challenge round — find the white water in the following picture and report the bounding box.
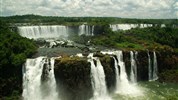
[79,24,94,36]
[92,25,94,36]
[113,57,120,92]
[110,24,153,31]
[18,25,68,39]
[148,51,158,81]
[130,51,137,83]
[113,51,143,96]
[22,57,59,100]
[88,54,111,100]
[18,25,94,39]
[148,52,152,81]
[153,52,158,81]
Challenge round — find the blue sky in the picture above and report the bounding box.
[0,0,178,18]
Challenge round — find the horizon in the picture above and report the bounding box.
[1,0,177,19]
[0,14,177,20]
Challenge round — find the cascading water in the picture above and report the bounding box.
[110,24,153,31]
[22,57,59,100]
[18,25,94,39]
[88,53,111,100]
[153,52,158,81]
[79,24,94,36]
[112,51,143,96]
[148,51,158,81]
[18,25,68,39]
[92,25,94,36]
[130,51,137,83]
[148,52,152,81]
[114,51,130,94]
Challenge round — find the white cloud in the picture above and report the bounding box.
[0,0,177,18]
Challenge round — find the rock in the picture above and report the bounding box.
[54,57,92,100]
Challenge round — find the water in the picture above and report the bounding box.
[88,54,111,100]
[112,82,178,100]
[110,24,153,31]
[22,57,59,100]
[148,52,152,81]
[148,51,158,81]
[113,57,120,92]
[18,25,94,39]
[79,24,94,36]
[130,51,137,83]
[22,51,174,100]
[18,25,68,39]
[153,51,158,81]
[114,51,142,96]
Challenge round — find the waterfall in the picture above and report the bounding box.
[148,51,158,81]
[22,57,59,100]
[88,54,111,100]
[130,51,137,83]
[79,24,94,36]
[112,57,120,92]
[148,52,152,81]
[110,24,153,31]
[92,25,94,36]
[18,25,68,39]
[114,51,130,94]
[18,25,94,39]
[112,51,143,96]
[153,52,158,81]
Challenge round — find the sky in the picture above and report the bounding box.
[0,0,178,18]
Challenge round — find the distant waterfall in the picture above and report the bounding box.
[110,24,153,31]
[130,51,137,83]
[18,25,68,39]
[22,57,59,100]
[92,25,94,36]
[18,25,94,39]
[79,24,94,36]
[148,51,158,81]
[88,53,111,100]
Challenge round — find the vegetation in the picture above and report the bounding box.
[0,20,37,99]
[91,26,178,51]
[0,14,177,25]
[0,15,177,99]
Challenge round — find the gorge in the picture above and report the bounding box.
[0,18,178,100]
[18,23,178,100]
[22,50,177,100]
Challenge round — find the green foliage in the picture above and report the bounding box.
[126,27,178,48]
[0,20,37,97]
[92,26,178,51]
[0,14,177,25]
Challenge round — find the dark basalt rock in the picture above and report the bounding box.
[136,51,149,81]
[99,55,116,93]
[54,57,92,100]
[54,54,116,100]
[53,50,178,100]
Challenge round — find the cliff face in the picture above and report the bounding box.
[53,51,178,100]
[54,57,92,100]
[54,55,116,100]
[157,51,178,83]
[123,51,149,81]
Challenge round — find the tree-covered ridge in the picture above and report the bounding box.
[0,20,37,99]
[91,26,178,51]
[0,14,177,25]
